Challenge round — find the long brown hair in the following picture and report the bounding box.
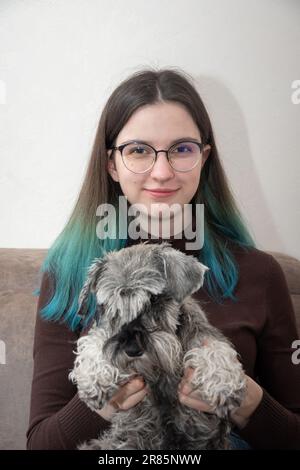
[36,67,256,330]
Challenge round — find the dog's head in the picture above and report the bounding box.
[77,242,208,326]
[77,242,208,374]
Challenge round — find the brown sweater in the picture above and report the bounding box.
[26,237,300,449]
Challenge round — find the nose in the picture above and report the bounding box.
[150,152,175,180]
[124,341,144,358]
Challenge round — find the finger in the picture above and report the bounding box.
[179,379,206,399]
[181,382,193,395]
[178,392,214,413]
[119,387,148,411]
[178,380,203,399]
[183,367,194,380]
[111,377,146,408]
[118,374,144,387]
[124,377,146,394]
[129,376,145,387]
[178,368,194,392]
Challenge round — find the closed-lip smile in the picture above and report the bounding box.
[143,188,179,198]
[144,188,179,192]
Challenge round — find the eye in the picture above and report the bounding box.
[173,144,193,153]
[123,143,153,158]
[125,144,152,156]
[132,146,147,154]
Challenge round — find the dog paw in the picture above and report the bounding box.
[69,329,120,410]
[183,340,246,417]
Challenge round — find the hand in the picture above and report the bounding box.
[96,376,148,422]
[229,375,263,429]
[178,368,263,429]
[177,367,215,413]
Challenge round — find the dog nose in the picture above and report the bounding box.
[124,342,144,358]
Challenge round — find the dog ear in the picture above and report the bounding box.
[77,258,107,320]
[159,244,209,302]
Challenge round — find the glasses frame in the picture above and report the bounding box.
[108,139,205,174]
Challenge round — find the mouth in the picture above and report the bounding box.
[143,188,179,198]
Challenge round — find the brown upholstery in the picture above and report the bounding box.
[0,248,299,449]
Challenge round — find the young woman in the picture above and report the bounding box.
[26,68,300,450]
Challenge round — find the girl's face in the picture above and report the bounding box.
[107,102,210,221]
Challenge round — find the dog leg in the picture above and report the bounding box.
[69,323,132,411]
[183,340,246,418]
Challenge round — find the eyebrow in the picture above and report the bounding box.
[119,137,202,147]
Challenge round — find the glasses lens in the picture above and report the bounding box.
[122,143,155,173]
[169,142,201,171]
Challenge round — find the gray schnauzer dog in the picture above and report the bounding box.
[69,242,246,450]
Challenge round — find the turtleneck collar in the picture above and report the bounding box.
[125,212,201,258]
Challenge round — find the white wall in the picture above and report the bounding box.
[0,0,299,258]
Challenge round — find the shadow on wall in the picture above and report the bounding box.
[194,75,284,253]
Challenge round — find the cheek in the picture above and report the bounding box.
[118,175,147,202]
[191,174,201,191]
[181,171,201,194]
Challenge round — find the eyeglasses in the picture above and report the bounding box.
[108,140,205,174]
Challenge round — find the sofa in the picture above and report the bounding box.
[0,247,299,450]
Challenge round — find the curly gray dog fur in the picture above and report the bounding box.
[69,242,246,450]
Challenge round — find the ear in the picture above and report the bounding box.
[159,244,209,302]
[77,258,107,319]
[107,151,119,182]
[201,144,211,168]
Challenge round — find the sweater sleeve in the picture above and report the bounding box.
[238,254,300,449]
[26,272,111,450]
